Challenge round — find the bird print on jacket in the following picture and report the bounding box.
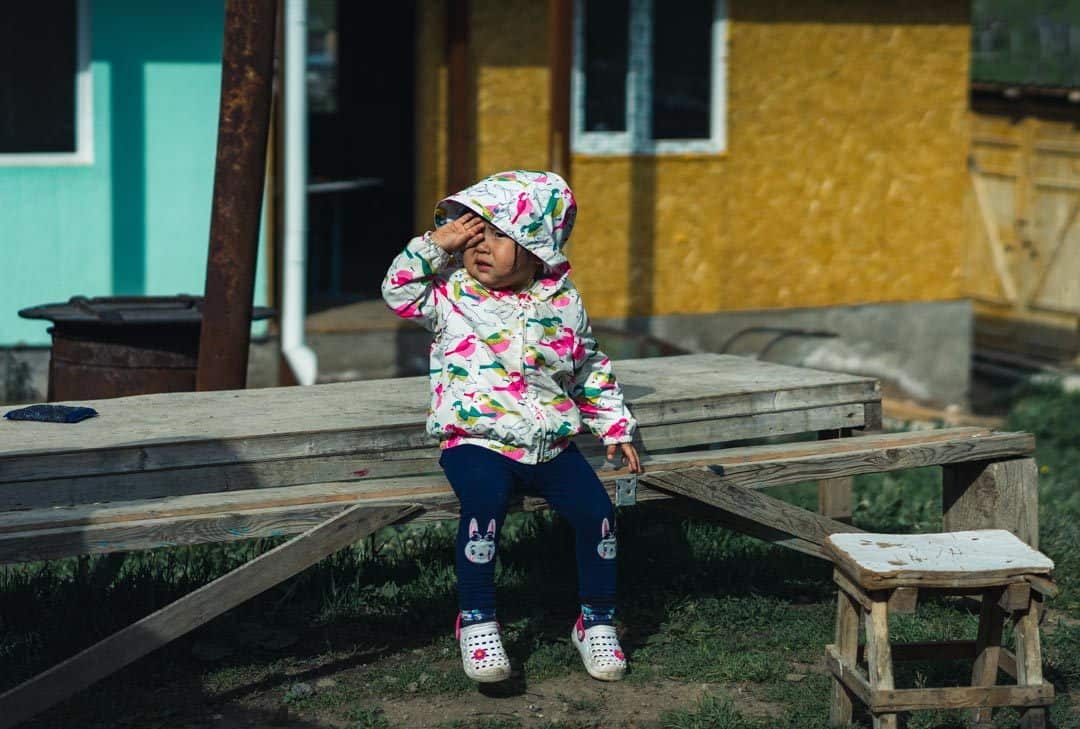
[381,170,638,464]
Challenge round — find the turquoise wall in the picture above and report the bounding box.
[0,1,269,345]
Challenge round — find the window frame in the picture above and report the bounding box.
[0,0,94,167]
[571,0,727,156]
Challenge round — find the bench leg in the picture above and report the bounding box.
[1015,593,1047,729]
[942,458,1039,548]
[830,587,861,726]
[818,429,853,523]
[970,587,1005,727]
[865,597,898,729]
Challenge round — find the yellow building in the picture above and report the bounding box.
[408,0,974,405]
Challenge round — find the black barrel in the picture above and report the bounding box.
[19,295,274,401]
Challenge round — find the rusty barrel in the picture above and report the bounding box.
[19,295,274,401]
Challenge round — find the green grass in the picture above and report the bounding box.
[3,382,1080,728]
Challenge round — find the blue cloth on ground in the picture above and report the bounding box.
[4,404,99,423]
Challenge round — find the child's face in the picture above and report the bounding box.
[462,222,541,291]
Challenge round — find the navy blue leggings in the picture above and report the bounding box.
[439,443,617,613]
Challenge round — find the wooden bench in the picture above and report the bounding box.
[825,530,1057,728]
[0,353,1040,726]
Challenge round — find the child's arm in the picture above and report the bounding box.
[380,214,485,331]
[567,294,640,455]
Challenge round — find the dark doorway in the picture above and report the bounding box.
[306,0,415,312]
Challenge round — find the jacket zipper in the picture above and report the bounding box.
[519,295,546,461]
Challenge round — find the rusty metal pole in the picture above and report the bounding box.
[447,0,471,192]
[197,0,279,391]
[548,0,572,182]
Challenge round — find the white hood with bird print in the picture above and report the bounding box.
[381,170,637,464]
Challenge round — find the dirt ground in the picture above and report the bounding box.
[174,670,786,729]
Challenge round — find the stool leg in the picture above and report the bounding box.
[1015,593,1046,729]
[865,597,898,729]
[970,587,1005,727]
[830,588,861,726]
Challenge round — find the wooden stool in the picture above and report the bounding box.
[824,530,1057,728]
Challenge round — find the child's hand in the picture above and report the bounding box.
[606,443,643,473]
[430,212,485,252]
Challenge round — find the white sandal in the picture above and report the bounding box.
[571,613,627,681]
[456,615,512,683]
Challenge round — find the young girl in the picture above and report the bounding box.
[381,169,641,683]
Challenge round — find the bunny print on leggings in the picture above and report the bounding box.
[596,518,616,560]
[464,517,497,564]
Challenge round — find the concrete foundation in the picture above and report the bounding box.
[598,299,973,408]
[2,300,972,409]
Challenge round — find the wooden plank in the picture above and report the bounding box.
[1000,582,1031,612]
[0,354,877,468]
[1028,192,1080,305]
[0,503,420,729]
[9,415,1032,514]
[0,502,443,564]
[627,404,867,453]
[830,589,862,725]
[0,467,702,563]
[825,644,873,707]
[943,458,1040,548]
[13,463,867,563]
[704,429,1031,491]
[860,400,883,432]
[865,599,898,729]
[0,429,1036,562]
[833,568,873,611]
[0,402,863,506]
[829,648,1049,717]
[972,587,1006,725]
[971,170,1020,304]
[1016,595,1048,729]
[1023,574,1059,598]
[0,399,874,489]
[641,469,863,559]
[0,451,732,535]
[1001,647,1018,680]
[870,684,1053,713]
[887,587,918,615]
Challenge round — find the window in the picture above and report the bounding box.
[0,0,93,166]
[572,0,727,155]
[971,1,1080,90]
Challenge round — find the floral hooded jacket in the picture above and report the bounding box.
[380,170,637,464]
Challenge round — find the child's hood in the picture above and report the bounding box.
[434,170,577,272]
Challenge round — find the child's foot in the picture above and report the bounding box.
[457,615,511,683]
[571,613,627,681]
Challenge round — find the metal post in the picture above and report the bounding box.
[197,0,279,392]
[548,0,572,181]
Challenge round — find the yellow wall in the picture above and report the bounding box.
[416,1,971,319]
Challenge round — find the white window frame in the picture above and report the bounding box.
[571,0,727,156]
[0,0,94,167]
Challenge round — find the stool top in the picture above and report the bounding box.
[826,529,1054,590]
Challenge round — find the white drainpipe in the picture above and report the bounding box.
[281,0,318,385]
